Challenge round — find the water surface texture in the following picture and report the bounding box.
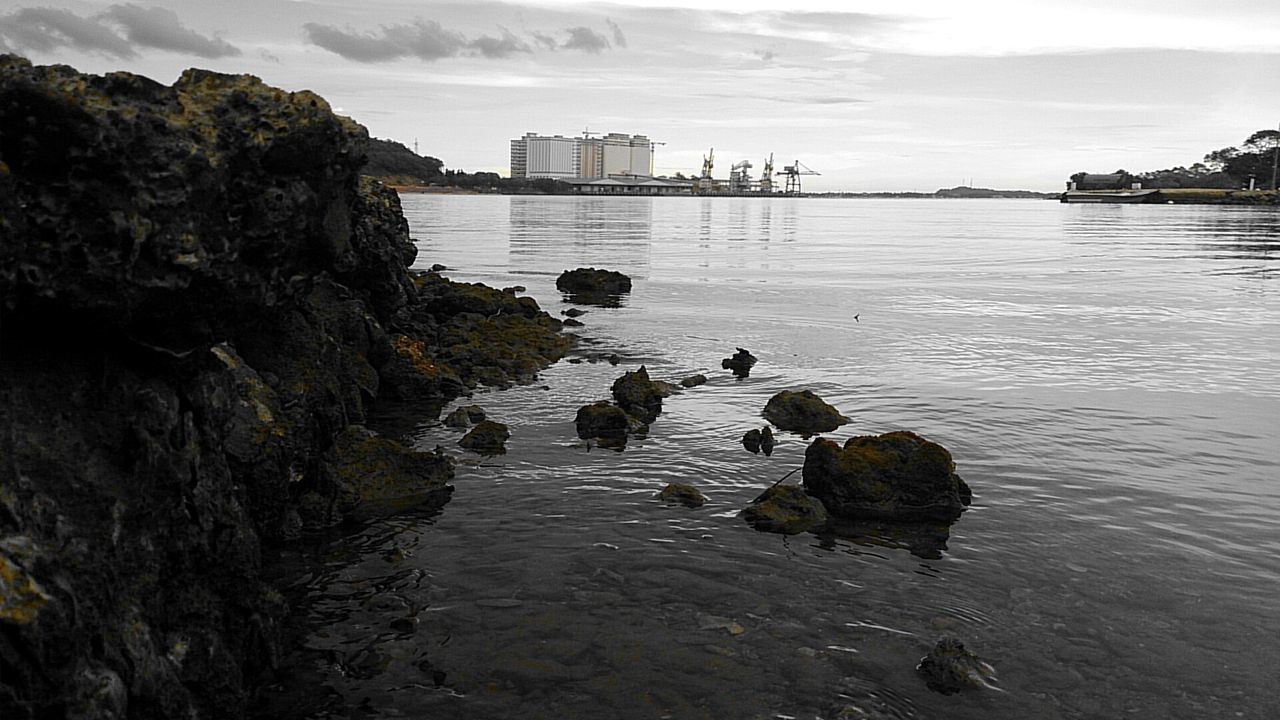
[260,197,1280,719]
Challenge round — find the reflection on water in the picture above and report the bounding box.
[261,197,1280,720]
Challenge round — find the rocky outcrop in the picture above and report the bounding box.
[459,420,510,455]
[555,267,631,306]
[917,637,998,694]
[762,390,849,434]
[802,431,972,521]
[574,402,631,449]
[741,485,828,535]
[611,365,664,425]
[0,57,569,719]
[721,347,757,378]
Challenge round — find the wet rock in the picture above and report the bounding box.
[327,425,456,507]
[741,485,828,535]
[562,308,587,318]
[742,426,776,455]
[721,347,758,378]
[762,390,849,434]
[575,402,630,449]
[611,365,664,425]
[680,373,708,388]
[917,637,998,694]
[658,483,708,508]
[803,431,972,521]
[760,426,775,456]
[556,267,632,296]
[563,318,585,327]
[743,428,763,453]
[443,404,485,428]
[459,420,511,455]
[430,263,448,272]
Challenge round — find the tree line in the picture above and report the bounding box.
[361,138,571,194]
[1072,128,1280,190]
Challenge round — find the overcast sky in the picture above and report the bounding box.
[3,0,1279,191]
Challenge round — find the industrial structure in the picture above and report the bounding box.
[510,131,655,180]
[509,131,818,195]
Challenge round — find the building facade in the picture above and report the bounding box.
[511,132,654,179]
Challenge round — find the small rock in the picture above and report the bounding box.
[721,347,757,378]
[917,637,998,694]
[762,390,849,434]
[741,484,828,535]
[430,263,448,272]
[443,407,472,427]
[657,483,707,508]
[680,374,707,388]
[458,420,510,455]
[563,318,585,327]
[562,308,587,317]
[574,402,630,448]
[556,267,632,306]
[502,285,526,293]
[611,366,663,425]
[760,426,775,456]
[742,428,763,454]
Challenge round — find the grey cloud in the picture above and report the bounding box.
[100,4,239,58]
[0,6,136,58]
[754,49,776,61]
[606,19,626,49]
[531,30,557,51]
[303,23,407,62]
[469,27,531,58]
[561,26,609,54]
[383,20,466,61]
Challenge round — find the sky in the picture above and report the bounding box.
[2,0,1279,191]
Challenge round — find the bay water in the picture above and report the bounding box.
[258,196,1280,719]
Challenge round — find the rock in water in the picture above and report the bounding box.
[760,426,775,456]
[575,402,630,449]
[657,483,708,508]
[742,428,763,453]
[803,431,972,521]
[762,390,849,434]
[721,347,757,378]
[680,373,708,388]
[917,637,998,694]
[556,267,632,306]
[741,485,828,535]
[444,406,472,427]
[611,365,664,425]
[459,420,511,455]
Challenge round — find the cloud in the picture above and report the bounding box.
[606,19,627,49]
[561,26,609,54]
[531,30,557,51]
[469,27,531,58]
[0,6,136,58]
[383,20,466,61]
[753,49,775,61]
[100,4,239,58]
[302,23,406,62]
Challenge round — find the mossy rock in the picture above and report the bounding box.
[762,390,849,434]
[611,365,664,425]
[802,431,971,521]
[741,485,828,535]
[459,420,510,455]
[657,483,707,508]
[556,268,632,307]
[327,425,455,506]
[575,402,629,448]
[917,637,998,694]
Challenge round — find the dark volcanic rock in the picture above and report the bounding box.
[917,637,998,694]
[459,420,510,455]
[762,390,849,434]
[574,402,630,449]
[657,483,708,508]
[760,426,775,456]
[742,426,776,455]
[741,485,828,535]
[444,404,486,427]
[743,428,763,453]
[680,373,707,388]
[0,56,569,719]
[803,431,972,521]
[720,347,757,378]
[556,267,631,306]
[611,365,664,425]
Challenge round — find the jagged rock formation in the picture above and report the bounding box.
[0,56,570,719]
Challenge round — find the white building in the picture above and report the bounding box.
[511,132,654,179]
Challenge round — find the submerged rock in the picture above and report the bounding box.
[459,420,511,455]
[762,390,849,434]
[611,365,664,425]
[917,637,998,694]
[742,426,776,455]
[721,347,758,378]
[803,431,972,521]
[680,373,708,388]
[657,483,708,508]
[556,267,632,306]
[741,485,828,535]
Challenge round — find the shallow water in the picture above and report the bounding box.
[257,197,1280,719]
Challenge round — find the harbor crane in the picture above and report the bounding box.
[700,148,715,181]
[759,153,776,193]
[778,159,820,194]
[729,159,753,192]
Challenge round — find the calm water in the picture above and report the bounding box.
[258,196,1280,719]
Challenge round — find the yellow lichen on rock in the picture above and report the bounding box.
[0,546,51,625]
[392,334,441,378]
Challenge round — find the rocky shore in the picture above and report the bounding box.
[0,56,570,718]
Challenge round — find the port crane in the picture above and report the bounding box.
[758,153,775,193]
[700,148,715,181]
[729,160,753,192]
[778,159,820,194]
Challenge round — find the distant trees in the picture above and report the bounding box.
[1074,128,1280,190]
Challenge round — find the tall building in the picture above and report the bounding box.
[511,132,654,179]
